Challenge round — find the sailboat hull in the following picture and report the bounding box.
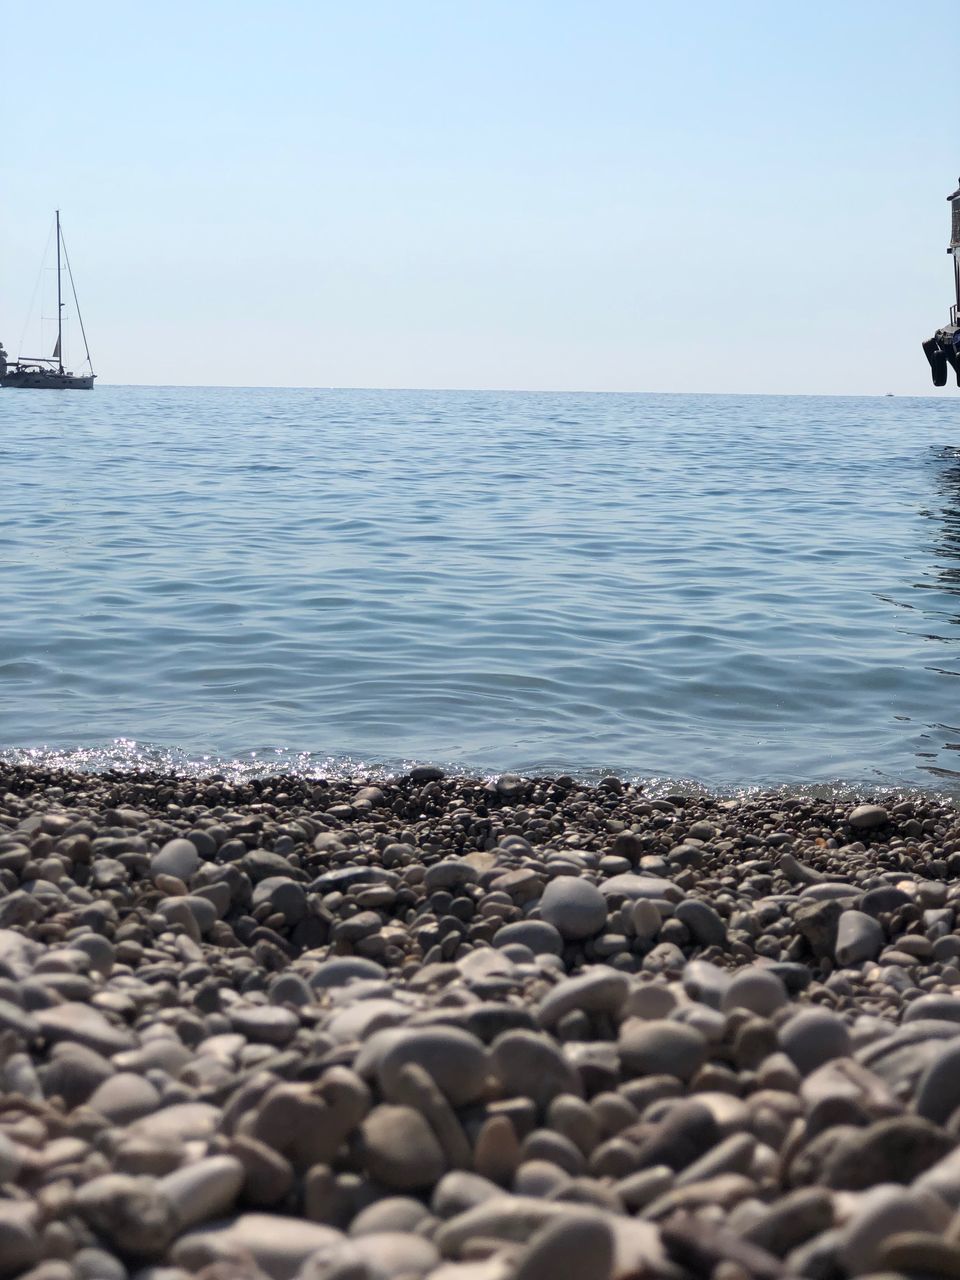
[1,370,95,389]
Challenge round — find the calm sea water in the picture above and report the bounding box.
[2,385,960,792]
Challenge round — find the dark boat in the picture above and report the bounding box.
[922,181,960,388]
[0,211,95,390]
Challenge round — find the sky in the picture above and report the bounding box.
[1,0,957,394]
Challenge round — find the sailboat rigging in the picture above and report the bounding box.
[0,211,96,390]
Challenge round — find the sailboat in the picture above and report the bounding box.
[0,211,96,390]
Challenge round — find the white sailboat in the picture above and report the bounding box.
[0,211,96,390]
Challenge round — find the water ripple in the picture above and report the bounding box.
[2,386,960,790]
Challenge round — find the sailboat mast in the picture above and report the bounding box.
[55,210,63,375]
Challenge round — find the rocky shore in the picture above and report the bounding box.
[4,764,960,1278]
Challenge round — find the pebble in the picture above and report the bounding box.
[151,838,201,883]
[848,803,889,831]
[492,920,563,956]
[915,1039,960,1123]
[172,1214,344,1278]
[514,1214,614,1280]
[491,1029,582,1107]
[538,878,607,940]
[87,1072,163,1123]
[618,1017,709,1081]
[375,1027,489,1106]
[721,967,788,1016]
[835,908,885,965]
[779,1007,851,1074]
[4,765,960,1279]
[361,1104,448,1190]
[535,968,629,1028]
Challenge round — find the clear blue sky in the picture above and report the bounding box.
[2,0,956,393]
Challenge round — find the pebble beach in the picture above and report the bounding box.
[4,766,960,1278]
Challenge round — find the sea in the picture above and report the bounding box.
[2,385,960,795]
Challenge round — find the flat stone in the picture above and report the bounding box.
[431,1171,502,1218]
[300,1231,441,1280]
[491,1030,583,1107]
[618,1018,708,1082]
[835,910,884,966]
[741,1186,834,1257]
[876,1232,960,1277]
[424,859,480,892]
[74,1173,177,1257]
[433,1198,666,1277]
[40,1043,115,1108]
[848,804,888,831]
[838,1184,942,1275]
[172,1214,345,1280]
[87,1072,162,1124]
[539,879,607,940]
[779,1009,850,1075]
[675,900,727,947]
[386,1061,473,1170]
[621,983,676,1020]
[0,1131,22,1184]
[682,960,731,1010]
[228,1005,299,1045]
[914,1040,960,1123]
[251,877,307,925]
[632,1100,720,1173]
[0,929,44,980]
[375,1027,488,1107]
[326,999,409,1043]
[515,1214,614,1280]
[350,1196,435,1235]
[721,968,788,1017]
[0,999,40,1041]
[35,1003,136,1056]
[904,995,960,1024]
[493,921,564,956]
[858,1021,960,1093]
[600,874,680,903]
[800,1057,897,1116]
[474,1114,522,1185]
[308,957,387,990]
[793,899,842,958]
[536,969,630,1029]
[631,900,662,941]
[361,1104,447,1190]
[73,1248,128,1280]
[151,839,201,883]
[159,1155,245,1231]
[822,1116,953,1190]
[129,1102,222,1143]
[0,1202,41,1279]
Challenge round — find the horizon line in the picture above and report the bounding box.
[85,382,948,399]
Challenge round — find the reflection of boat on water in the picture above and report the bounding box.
[0,211,95,390]
[922,180,960,388]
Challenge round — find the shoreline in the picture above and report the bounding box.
[3,762,960,1277]
[3,751,954,805]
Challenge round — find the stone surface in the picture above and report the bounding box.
[779,1008,851,1075]
[618,1018,708,1081]
[5,766,960,1280]
[360,1105,448,1190]
[171,1214,345,1280]
[538,879,607,940]
[847,804,889,831]
[151,839,202,883]
[835,909,884,966]
[514,1215,615,1280]
[375,1027,489,1107]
